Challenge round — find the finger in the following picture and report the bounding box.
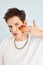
[33,20,37,27]
[24,20,27,25]
[24,26,31,32]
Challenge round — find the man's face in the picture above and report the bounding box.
[7,16,25,38]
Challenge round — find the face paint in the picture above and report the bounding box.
[18,25,26,33]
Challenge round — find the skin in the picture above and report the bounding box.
[7,16,43,41]
[24,20,43,37]
[7,16,28,41]
[32,21,43,37]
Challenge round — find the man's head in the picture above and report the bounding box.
[4,8,27,39]
[4,8,26,23]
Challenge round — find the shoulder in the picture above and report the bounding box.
[31,36,43,47]
[0,38,9,54]
[29,35,43,43]
[0,36,14,50]
[0,38,9,50]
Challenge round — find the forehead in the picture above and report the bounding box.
[7,16,23,25]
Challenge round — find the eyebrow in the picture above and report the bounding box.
[8,25,12,28]
[15,23,18,25]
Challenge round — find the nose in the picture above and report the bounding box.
[12,26,17,33]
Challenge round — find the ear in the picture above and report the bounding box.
[24,20,27,25]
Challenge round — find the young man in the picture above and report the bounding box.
[0,8,43,65]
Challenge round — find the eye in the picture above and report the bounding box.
[8,26,12,29]
[15,23,19,26]
[8,26,12,31]
[9,29,11,32]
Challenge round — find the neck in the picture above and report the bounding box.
[15,34,29,41]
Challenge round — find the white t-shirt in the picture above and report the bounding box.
[0,36,43,65]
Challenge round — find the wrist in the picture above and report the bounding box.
[39,29,43,37]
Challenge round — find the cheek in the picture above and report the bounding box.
[18,25,26,33]
[17,33,22,38]
[18,29,22,34]
[17,28,23,35]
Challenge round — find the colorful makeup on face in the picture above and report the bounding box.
[18,25,26,33]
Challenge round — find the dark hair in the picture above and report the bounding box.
[4,8,26,23]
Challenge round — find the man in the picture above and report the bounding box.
[0,8,43,65]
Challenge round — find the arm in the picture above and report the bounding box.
[38,30,43,37]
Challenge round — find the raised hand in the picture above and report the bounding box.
[24,20,43,37]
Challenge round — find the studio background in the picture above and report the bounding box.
[0,0,43,42]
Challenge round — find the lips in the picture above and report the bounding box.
[13,33,18,36]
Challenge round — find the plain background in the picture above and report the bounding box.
[0,0,43,42]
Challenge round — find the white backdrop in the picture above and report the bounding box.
[0,0,43,42]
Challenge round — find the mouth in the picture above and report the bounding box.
[13,33,18,36]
